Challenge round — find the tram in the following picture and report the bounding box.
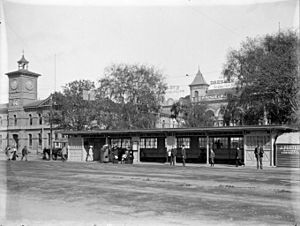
[62,125,296,166]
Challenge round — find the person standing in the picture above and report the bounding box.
[235,147,245,167]
[209,148,215,167]
[11,145,18,160]
[167,148,171,165]
[61,145,67,161]
[111,144,119,164]
[170,148,177,166]
[181,145,187,167]
[254,145,264,169]
[86,145,94,162]
[21,146,28,161]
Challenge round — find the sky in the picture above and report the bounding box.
[0,0,299,103]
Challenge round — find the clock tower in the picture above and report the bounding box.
[6,54,41,109]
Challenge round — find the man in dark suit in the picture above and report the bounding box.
[235,147,245,167]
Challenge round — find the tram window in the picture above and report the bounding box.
[177,137,190,148]
[140,138,157,148]
[199,137,207,148]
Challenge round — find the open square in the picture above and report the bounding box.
[1,161,299,226]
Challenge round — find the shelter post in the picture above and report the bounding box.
[206,135,209,165]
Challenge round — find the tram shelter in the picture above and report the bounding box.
[62,125,297,167]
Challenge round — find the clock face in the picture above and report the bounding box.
[10,80,18,90]
[25,80,33,90]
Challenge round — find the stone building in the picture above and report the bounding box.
[0,55,56,153]
[189,68,237,126]
[158,68,237,128]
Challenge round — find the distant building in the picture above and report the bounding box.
[158,68,237,128]
[0,55,60,152]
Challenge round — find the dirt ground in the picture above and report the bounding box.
[0,159,299,226]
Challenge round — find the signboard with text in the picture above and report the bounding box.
[276,144,300,168]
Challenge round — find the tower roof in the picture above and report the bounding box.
[189,68,209,87]
[17,54,29,65]
[6,55,40,77]
[17,53,29,70]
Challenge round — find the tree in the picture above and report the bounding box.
[223,30,299,125]
[98,64,167,129]
[170,98,214,127]
[51,80,96,130]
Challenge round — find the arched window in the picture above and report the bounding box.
[14,115,17,126]
[29,114,33,126]
[39,114,42,125]
[48,133,51,146]
[29,134,32,147]
[38,133,42,146]
[194,91,199,102]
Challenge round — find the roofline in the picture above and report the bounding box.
[23,96,51,109]
[6,70,41,77]
[61,125,298,136]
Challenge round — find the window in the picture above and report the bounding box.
[140,138,157,148]
[48,133,51,146]
[176,137,190,148]
[29,134,32,147]
[38,133,42,146]
[111,138,131,148]
[0,134,2,147]
[210,137,228,149]
[39,114,42,125]
[14,115,17,126]
[199,137,207,148]
[246,135,270,149]
[0,116,2,127]
[231,137,244,149]
[29,114,32,126]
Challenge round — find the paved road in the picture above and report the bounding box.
[0,160,299,226]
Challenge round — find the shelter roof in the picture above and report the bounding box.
[62,125,297,136]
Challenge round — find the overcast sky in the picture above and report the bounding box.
[0,0,298,102]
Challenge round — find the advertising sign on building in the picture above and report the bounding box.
[276,144,300,168]
[208,79,236,90]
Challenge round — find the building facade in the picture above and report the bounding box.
[0,55,57,153]
[158,68,237,128]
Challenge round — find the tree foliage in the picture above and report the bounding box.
[170,98,214,127]
[223,30,299,125]
[51,80,96,130]
[98,64,167,129]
